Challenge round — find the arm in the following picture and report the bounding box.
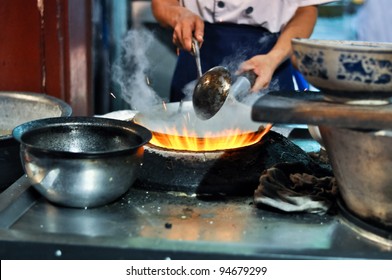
[239,5,318,92]
[151,0,204,52]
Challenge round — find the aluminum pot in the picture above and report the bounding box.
[12,117,152,208]
[319,125,392,228]
[0,92,72,192]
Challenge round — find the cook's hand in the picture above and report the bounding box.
[238,55,277,93]
[172,10,204,52]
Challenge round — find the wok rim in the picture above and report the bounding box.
[133,100,266,136]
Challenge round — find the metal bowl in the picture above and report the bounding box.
[12,117,152,208]
[292,39,392,98]
[319,126,392,229]
[0,92,72,192]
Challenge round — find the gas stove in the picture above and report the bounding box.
[136,130,321,195]
[0,126,391,260]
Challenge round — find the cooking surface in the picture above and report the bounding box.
[1,127,391,259]
[1,173,391,259]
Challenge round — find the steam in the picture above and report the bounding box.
[112,28,163,111]
[241,77,280,106]
[181,80,197,101]
[208,39,281,107]
[112,27,280,113]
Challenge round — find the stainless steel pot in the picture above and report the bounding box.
[0,92,72,191]
[12,117,152,208]
[319,125,392,228]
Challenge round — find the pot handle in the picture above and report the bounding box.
[238,70,257,87]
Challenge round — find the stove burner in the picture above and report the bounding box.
[338,198,392,246]
[136,130,329,196]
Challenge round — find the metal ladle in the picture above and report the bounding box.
[193,66,257,120]
[178,38,203,114]
[191,37,203,79]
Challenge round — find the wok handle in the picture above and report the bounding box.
[239,71,257,87]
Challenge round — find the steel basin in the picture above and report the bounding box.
[319,125,392,229]
[12,117,152,208]
[0,92,72,192]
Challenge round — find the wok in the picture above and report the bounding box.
[0,92,72,192]
[133,100,266,138]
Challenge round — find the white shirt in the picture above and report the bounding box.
[181,0,338,33]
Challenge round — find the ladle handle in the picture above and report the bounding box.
[191,38,203,78]
[239,71,257,87]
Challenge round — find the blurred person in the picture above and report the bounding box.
[151,0,337,102]
[356,0,392,42]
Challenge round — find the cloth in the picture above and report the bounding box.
[181,0,337,33]
[254,162,337,215]
[170,22,295,101]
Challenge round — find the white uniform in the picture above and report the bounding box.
[181,0,338,33]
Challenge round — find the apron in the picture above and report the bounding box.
[170,22,295,102]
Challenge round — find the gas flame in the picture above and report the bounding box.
[149,124,272,152]
[135,101,272,152]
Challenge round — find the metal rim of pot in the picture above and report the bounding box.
[12,116,153,158]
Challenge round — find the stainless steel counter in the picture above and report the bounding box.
[1,172,391,259]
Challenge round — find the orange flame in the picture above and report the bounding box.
[149,124,272,152]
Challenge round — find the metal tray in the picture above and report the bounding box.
[1,175,392,259]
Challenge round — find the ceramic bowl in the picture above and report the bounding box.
[292,39,392,98]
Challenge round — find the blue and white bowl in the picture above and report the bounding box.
[292,38,392,97]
